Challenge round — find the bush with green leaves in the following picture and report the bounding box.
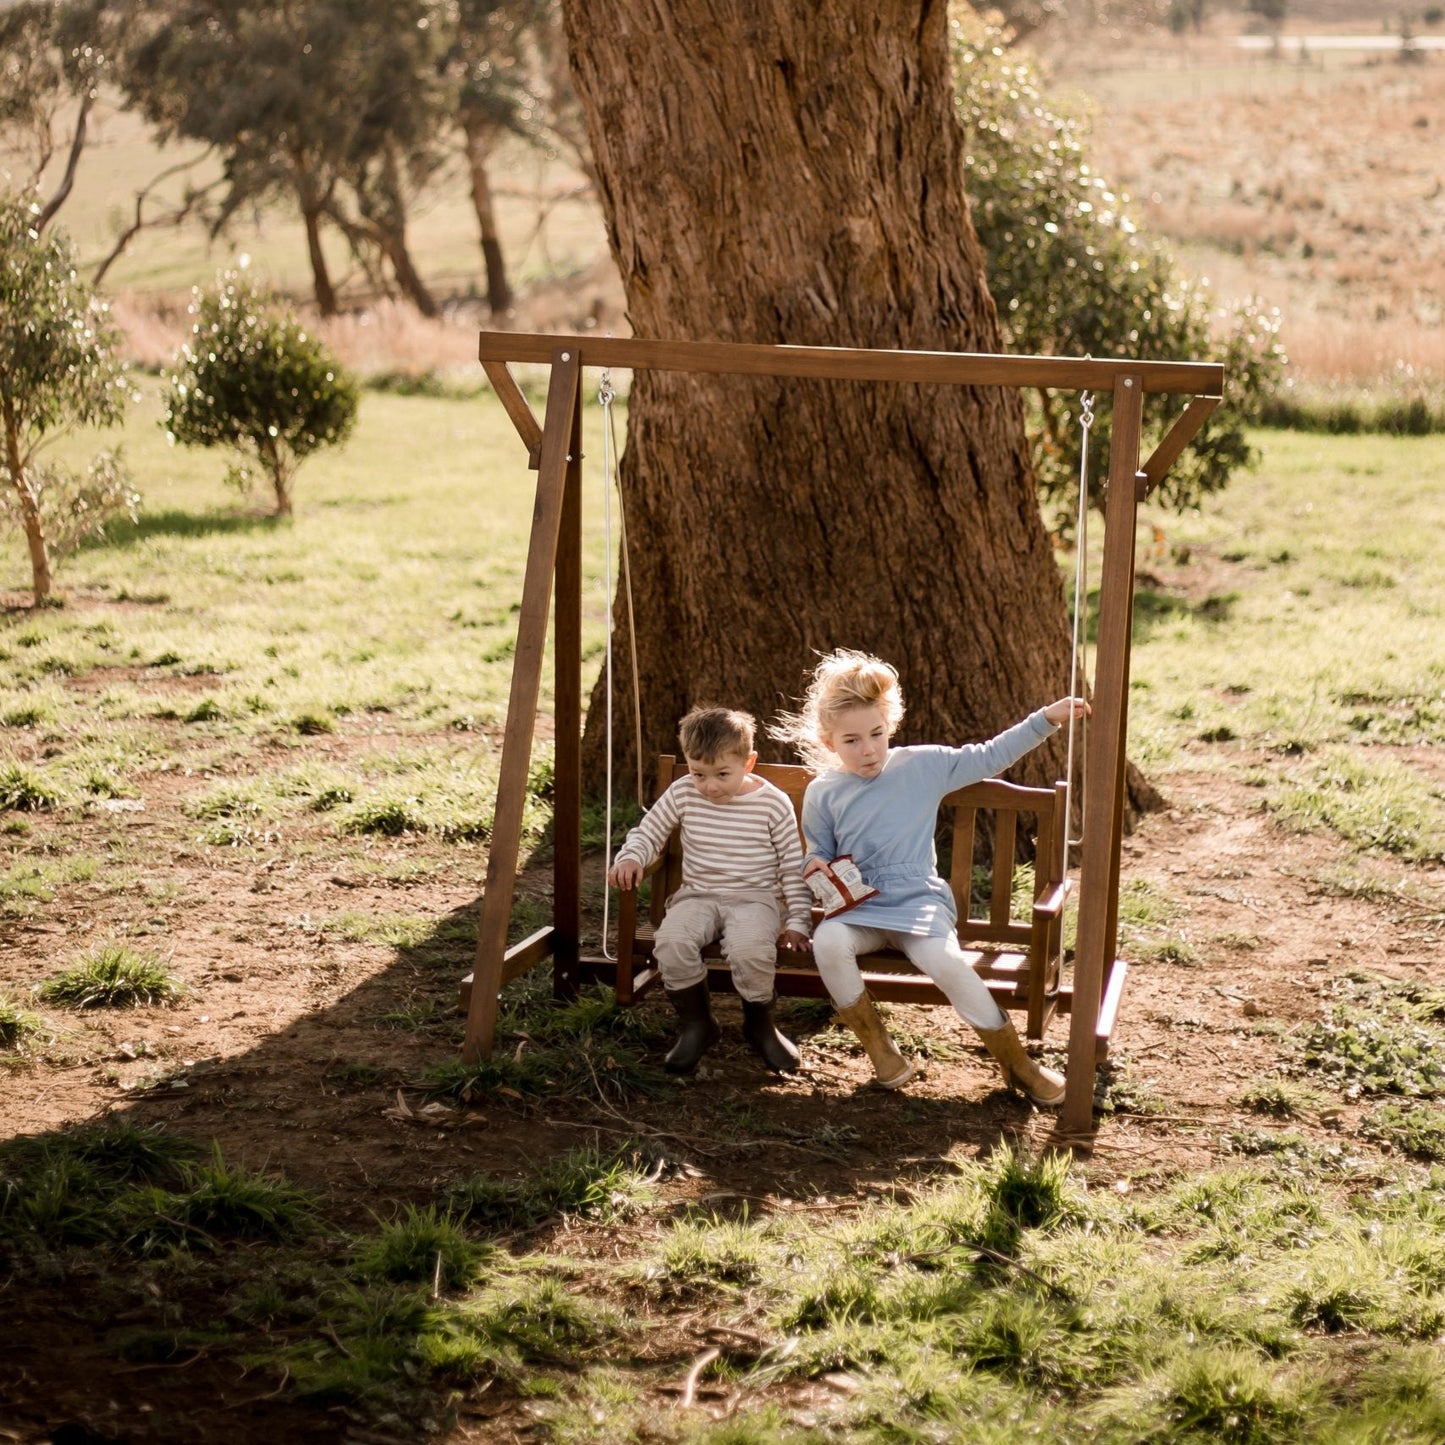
[951,11,1285,530]
[0,195,137,604]
[164,269,359,517]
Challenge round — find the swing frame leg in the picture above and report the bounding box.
[462,348,583,1062]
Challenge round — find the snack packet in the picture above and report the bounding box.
[806,855,879,919]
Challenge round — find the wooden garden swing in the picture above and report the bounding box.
[460,331,1224,1137]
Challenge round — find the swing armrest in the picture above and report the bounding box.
[1031,879,1070,922]
[614,857,664,963]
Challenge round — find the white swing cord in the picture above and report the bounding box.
[598,368,643,962]
[1062,390,1094,878]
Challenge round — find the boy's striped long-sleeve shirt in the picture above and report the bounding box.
[613,775,812,934]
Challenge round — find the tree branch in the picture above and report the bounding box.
[35,85,94,233]
[91,152,222,288]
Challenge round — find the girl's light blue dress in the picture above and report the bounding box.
[801,711,1057,938]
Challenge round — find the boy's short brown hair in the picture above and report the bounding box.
[678,706,755,763]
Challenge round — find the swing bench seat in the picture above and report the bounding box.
[607,756,1118,1045]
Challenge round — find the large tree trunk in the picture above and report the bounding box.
[565,1,1076,800]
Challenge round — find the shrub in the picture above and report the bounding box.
[950,13,1285,531]
[164,267,359,517]
[0,196,136,603]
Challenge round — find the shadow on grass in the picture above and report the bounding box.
[86,507,283,549]
[0,857,1049,1443]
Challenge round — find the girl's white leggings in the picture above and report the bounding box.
[811,920,1007,1031]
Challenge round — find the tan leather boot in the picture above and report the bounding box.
[835,991,916,1089]
[975,1018,1065,1107]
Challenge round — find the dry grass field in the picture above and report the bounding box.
[14,7,1437,400]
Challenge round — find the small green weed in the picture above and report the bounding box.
[1093,1344,1312,1442]
[183,781,268,821]
[0,994,47,1052]
[1268,749,1445,863]
[0,761,65,811]
[354,1205,489,1291]
[1093,1060,1168,1116]
[1237,1078,1325,1119]
[649,1216,767,1296]
[1131,935,1201,967]
[39,943,182,1009]
[0,1124,200,1243]
[449,1143,659,1231]
[1298,1008,1445,1098]
[1361,1102,1445,1162]
[119,1146,317,1253]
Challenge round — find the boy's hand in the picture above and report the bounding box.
[609,859,643,890]
[779,929,811,953]
[1043,696,1091,727]
[803,859,827,878]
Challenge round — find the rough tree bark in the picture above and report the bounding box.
[563,1,1085,801]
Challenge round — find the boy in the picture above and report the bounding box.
[608,706,812,1075]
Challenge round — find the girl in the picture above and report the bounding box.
[776,650,1086,1107]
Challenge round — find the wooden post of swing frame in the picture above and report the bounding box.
[462,347,583,1062]
[1059,374,1144,1138]
[463,332,1224,1137]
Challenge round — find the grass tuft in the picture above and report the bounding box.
[38,943,182,1009]
[0,994,48,1052]
[0,761,65,811]
[449,1143,659,1231]
[1236,1078,1325,1119]
[119,1146,317,1253]
[354,1205,489,1291]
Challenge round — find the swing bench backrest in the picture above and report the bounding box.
[614,756,1070,1040]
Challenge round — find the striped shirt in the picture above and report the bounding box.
[614,776,812,933]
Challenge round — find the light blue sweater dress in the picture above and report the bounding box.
[800,710,1058,938]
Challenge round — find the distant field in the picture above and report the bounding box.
[8,16,1441,393]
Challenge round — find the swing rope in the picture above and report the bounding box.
[598,366,644,962]
[1062,390,1094,879]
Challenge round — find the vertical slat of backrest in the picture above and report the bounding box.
[650,756,680,930]
[1035,793,1057,900]
[951,805,977,922]
[990,808,1018,928]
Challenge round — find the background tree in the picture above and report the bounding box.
[164,270,359,518]
[118,0,448,318]
[0,197,135,605]
[0,0,111,231]
[953,7,1284,529]
[445,0,548,315]
[564,0,1080,800]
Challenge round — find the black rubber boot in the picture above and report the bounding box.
[741,995,801,1074]
[663,982,720,1074]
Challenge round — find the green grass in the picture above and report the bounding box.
[448,1143,659,1231]
[1127,431,1445,775]
[0,995,47,1053]
[1267,749,1445,863]
[354,1205,490,1291]
[38,942,182,1009]
[1362,1103,1445,1163]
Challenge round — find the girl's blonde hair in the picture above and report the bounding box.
[772,649,906,770]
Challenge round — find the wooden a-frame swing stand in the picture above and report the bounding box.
[462,331,1223,1138]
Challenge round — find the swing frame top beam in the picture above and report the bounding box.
[477,331,1224,396]
[465,328,1224,1146]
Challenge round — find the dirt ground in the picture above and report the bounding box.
[2,667,1441,1442]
